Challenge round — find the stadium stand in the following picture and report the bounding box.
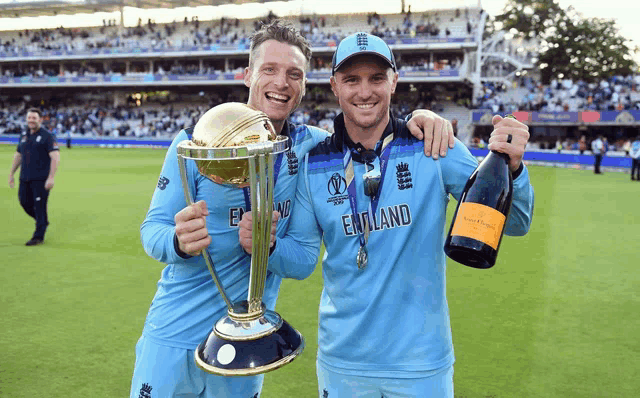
[1,5,482,139]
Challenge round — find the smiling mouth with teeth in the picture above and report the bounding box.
[356,103,376,109]
[266,93,290,103]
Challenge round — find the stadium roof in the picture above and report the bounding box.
[0,0,277,18]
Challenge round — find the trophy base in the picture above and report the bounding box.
[194,308,305,376]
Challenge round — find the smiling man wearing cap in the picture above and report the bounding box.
[247,32,535,397]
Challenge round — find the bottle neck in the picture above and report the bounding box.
[489,149,510,162]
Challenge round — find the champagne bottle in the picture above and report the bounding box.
[444,116,515,269]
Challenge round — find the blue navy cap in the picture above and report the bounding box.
[332,32,397,75]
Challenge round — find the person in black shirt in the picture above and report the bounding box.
[8,108,60,246]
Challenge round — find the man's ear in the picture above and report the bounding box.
[244,66,252,88]
[390,71,399,94]
[330,76,338,97]
[301,77,307,98]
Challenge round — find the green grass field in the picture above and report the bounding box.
[1,145,638,397]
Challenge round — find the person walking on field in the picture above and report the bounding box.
[591,135,604,174]
[630,135,640,181]
[8,108,60,246]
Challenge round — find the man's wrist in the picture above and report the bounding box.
[512,162,524,179]
[269,239,277,256]
[173,233,193,259]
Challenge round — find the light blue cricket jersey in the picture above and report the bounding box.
[270,114,535,378]
[139,121,329,349]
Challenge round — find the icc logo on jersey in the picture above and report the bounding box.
[327,173,346,195]
[327,173,348,206]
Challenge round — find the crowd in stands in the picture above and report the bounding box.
[397,55,463,72]
[0,8,478,58]
[0,103,204,138]
[0,98,421,138]
[470,131,638,154]
[477,75,640,114]
[0,8,482,81]
[0,17,251,56]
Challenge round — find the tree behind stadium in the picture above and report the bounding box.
[492,0,637,84]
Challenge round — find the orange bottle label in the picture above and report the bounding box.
[451,203,506,250]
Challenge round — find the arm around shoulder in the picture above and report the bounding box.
[268,155,322,280]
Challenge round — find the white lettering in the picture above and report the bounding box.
[388,205,401,227]
[341,203,412,236]
[380,207,391,229]
[229,200,291,227]
[400,204,412,225]
[341,214,354,236]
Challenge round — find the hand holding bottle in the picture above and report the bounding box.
[444,114,526,269]
[487,115,530,173]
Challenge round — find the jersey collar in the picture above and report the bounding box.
[27,127,45,136]
[333,112,395,162]
[280,119,292,138]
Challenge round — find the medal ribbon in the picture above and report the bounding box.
[343,133,394,251]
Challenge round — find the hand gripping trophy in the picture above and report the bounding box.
[176,103,304,376]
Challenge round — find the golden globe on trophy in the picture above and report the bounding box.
[175,103,304,376]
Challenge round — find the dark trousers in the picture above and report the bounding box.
[18,180,50,239]
[632,159,640,180]
[594,154,603,174]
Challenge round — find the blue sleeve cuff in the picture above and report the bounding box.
[512,162,524,179]
[173,233,193,259]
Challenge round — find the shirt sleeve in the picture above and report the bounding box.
[268,153,323,280]
[308,126,331,145]
[47,132,59,152]
[140,130,202,265]
[440,139,534,237]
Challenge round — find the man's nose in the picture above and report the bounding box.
[357,81,373,99]
[274,71,289,89]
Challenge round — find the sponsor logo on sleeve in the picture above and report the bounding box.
[138,383,152,398]
[157,176,170,190]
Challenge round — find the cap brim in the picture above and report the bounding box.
[333,51,395,74]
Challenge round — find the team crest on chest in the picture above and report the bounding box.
[327,172,348,206]
[286,150,298,175]
[396,162,413,190]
